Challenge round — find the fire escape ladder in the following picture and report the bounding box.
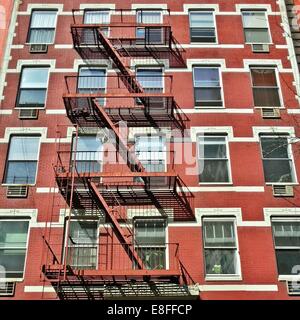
[93,100,146,173]
[88,181,144,270]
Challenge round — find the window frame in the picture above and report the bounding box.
[197,134,232,184]
[26,9,58,45]
[2,135,42,186]
[188,10,217,44]
[202,217,241,280]
[0,218,31,281]
[15,66,50,110]
[241,10,272,45]
[192,66,224,108]
[250,66,283,108]
[133,218,169,270]
[271,218,300,277]
[259,134,297,185]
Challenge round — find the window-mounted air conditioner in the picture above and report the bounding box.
[261,107,281,119]
[29,44,48,53]
[272,185,294,197]
[0,282,15,297]
[6,185,29,198]
[18,109,39,119]
[251,43,270,53]
[287,281,300,295]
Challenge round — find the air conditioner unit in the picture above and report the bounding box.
[18,109,39,119]
[272,185,294,197]
[29,44,48,53]
[0,282,15,297]
[251,43,270,53]
[6,185,29,198]
[286,281,300,295]
[261,107,281,119]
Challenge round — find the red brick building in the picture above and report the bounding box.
[0,0,300,300]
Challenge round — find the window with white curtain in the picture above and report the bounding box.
[83,10,110,40]
[189,11,216,43]
[77,67,106,94]
[203,219,240,276]
[260,135,295,183]
[4,136,41,185]
[16,67,49,108]
[136,10,163,44]
[67,220,98,269]
[241,10,270,43]
[134,219,166,270]
[197,135,231,183]
[72,135,103,173]
[271,220,300,275]
[28,10,57,44]
[0,220,29,278]
[136,68,163,93]
[135,135,166,172]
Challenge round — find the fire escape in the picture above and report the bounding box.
[42,8,197,300]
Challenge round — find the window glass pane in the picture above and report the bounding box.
[242,12,268,28]
[205,249,238,275]
[8,137,40,161]
[137,69,163,90]
[78,68,106,93]
[136,247,166,270]
[190,28,216,42]
[253,88,281,107]
[137,11,161,24]
[0,221,29,248]
[201,137,227,159]
[5,162,38,184]
[135,220,166,245]
[200,160,229,183]
[0,249,27,277]
[204,221,236,247]
[20,68,49,88]
[31,11,57,28]
[29,30,55,44]
[251,69,277,87]
[190,12,214,28]
[194,68,220,87]
[263,159,294,183]
[261,137,289,159]
[74,135,103,162]
[18,89,47,106]
[275,249,300,275]
[273,222,300,247]
[84,11,110,24]
[244,29,270,43]
[69,220,98,244]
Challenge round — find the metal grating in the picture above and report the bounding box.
[0,282,15,297]
[287,281,300,295]
[6,185,28,198]
[272,185,294,197]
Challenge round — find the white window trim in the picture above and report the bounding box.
[249,66,284,108]
[13,60,56,73]
[202,217,242,281]
[0,217,31,282]
[132,4,168,10]
[197,134,233,185]
[192,65,224,108]
[20,4,64,15]
[236,4,273,15]
[259,134,298,185]
[15,66,51,110]
[79,4,116,10]
[188,10,218,45]
[26,9,59,45]
[183,4,220,14]
[2,135,42,186]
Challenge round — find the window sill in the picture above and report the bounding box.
[205,275,242,281]
[1,277,24,282]
[278,275,300,281]
[265,182,299,186]
[1,183,36,187]
[194,106,225,109]
[245,42,273,45]
[198,182,233,186]
[254,106,284,109]
[25,43,54,46]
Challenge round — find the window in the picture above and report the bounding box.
[4,136,41,185]
[272,220,300,275]
[0,220,29,278]
[77,67,106,94]
[189,11,216,43]
[242,11,270,44]
[67,220,98,269]
[83,10,110,37]
[136,68,163,93]
[136,10,163,44]
[198,135,230,183]
[16,67,49,108]
[28,10,57,44]
[260,135,295,183]
[134,219,166,270]
[250,68,281,107]
[72,135,103,173]
[193,67,223,107]
[135,135,166,172]
[203,219,240,277]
